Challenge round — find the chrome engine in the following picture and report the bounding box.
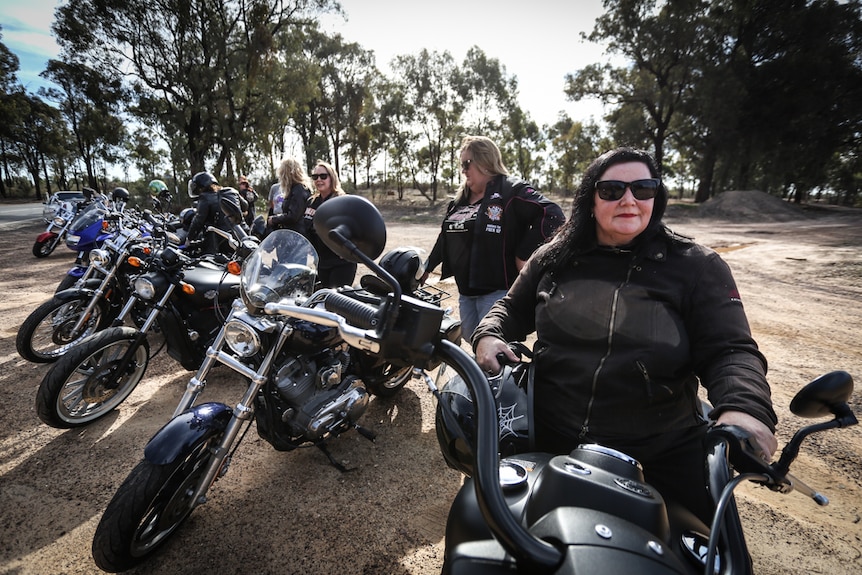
[272,350,369,442]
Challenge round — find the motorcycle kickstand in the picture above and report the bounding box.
[316,442,355,473]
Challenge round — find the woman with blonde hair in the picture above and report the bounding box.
[300,160,356,288]
[267,157,311,234]
[422,135,565,341]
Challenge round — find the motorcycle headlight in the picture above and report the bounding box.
[133,276,157,300]
[52,216,67,226]
[224,319,261,357]
[89,248,110,268]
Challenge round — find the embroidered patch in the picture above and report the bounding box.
[486,204,503,222]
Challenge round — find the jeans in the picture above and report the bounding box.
[458,289,507,343]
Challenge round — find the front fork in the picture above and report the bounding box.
[178,307,293,509]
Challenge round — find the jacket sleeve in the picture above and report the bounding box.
[471,248,544,347]
[271,185,308,227]
[187,197,212,240]
[424,201,454,275]
[511,188,566,261]
[687,251,778,431]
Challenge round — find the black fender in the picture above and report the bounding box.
[54,277,104,300]
[143,402,232,465]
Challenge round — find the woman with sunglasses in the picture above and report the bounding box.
[267,157,311,235]
[301,160,357,288]
[422,135,564,342]
[472,147,778,525]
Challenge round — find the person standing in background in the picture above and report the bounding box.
[301,160,357,288]
[267,158,311,234]
[422,135,565,341]
[237,175,258,227]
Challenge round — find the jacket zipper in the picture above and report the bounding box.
[579,261,636,440]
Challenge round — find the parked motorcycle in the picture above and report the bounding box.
[16,210,166,363]
[34,203,251,428]
[433,360,857,573]
[33,198,80,258]
[91,195,462,572]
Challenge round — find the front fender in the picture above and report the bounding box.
[36,231,58,243]
[143,402,232,465]
[54,278,103,300]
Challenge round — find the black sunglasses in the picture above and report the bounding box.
[460,159,472,171]
[310,173,329,180]
[595,178,661,201]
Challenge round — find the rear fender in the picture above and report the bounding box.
[143,402,232,465]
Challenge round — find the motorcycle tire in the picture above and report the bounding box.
[32,236,58,258]
[364,362,413,398]
[92,434,222,572]
[55,273,79,293]
[35,327,150,428]
[16,295,110,363]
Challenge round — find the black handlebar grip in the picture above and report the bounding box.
[323,291,380,330]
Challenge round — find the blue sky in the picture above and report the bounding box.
[0,1,63,93]
[1,0,609,126]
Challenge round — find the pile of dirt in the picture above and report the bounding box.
[690,190,808,222]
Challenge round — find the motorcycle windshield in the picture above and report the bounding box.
[240,230,319,310]
[69,201,108,233]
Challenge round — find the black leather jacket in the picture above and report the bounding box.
[473,228,777,446]
[425,175,564,292]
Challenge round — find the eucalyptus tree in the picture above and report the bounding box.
[0,28,21,197]
[390,49,464,202]
[564,0,705,172]
[546,114,604,194]
[39,60,127,191]
[6,92,66,198]
[53,0,340,176]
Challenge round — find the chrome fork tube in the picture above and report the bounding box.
[68,260,122,335]
[184,320,294,509]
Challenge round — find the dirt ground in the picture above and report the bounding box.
[1,191,861,575]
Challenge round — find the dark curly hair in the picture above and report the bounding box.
[537,147,669,270]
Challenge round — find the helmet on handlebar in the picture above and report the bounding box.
[188,172,218,198]
[435,362,534,477]
[148,179,168,195]
[112,187,130,202]
[379,247,424,293]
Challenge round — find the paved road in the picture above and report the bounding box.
[0,202,44,230]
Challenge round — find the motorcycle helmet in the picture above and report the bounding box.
[180,207,196,229]
[111,187,130,202]
[188,171,218,198]
[435,361,534,477]
[379,247,423,293]
[148,179,168,195]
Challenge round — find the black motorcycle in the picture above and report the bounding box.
[34,206,250,428]
[91,195,462,572]
[432,359,858,574]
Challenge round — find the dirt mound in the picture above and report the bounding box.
[694,190,808,222]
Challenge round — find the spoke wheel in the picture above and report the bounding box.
[35,327,149,428]
[32,236,58,258]
[365,361,413,398]
[92,436,219,572]
[16,295,108,363]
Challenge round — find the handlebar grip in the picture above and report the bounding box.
[323,291,380,330]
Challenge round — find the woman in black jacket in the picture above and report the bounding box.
[267,157,311,234]
[473,147,778,524]
[422,135,564,341]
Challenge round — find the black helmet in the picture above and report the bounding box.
[435,361,533,477]
[112,187,130,202]
[379,247,423,293]
[188,172,218,198]
[180,207,196,229]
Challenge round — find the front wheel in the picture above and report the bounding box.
[35,327,150,428]
[33,235,59,258]
[16,294,109,363]
[364,361,413,398]
[92,436,221,572]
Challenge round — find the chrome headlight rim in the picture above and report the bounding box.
[52,216,68,226]
[223,319,261,358]
[89,248,111,268]
[133,276,157,300]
